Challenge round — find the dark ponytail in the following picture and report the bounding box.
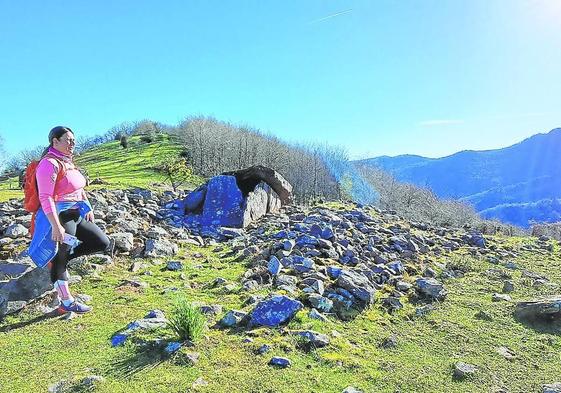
[41,126,74,157]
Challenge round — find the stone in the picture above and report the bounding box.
[381,296,403,313]
[453,362,477,379]
[415,304,434,317]
[146,309,165,319]
[308,308,328,321]
[166,261,183,271]
[307,294,333,313]
[342,388,363,393]
[514,296,561,322]
[198,175,245,227]
[257,344,271,355]
[502,280,515,293]
[269,356,291,368]
[4,223,28,239]
[80,375,105,388]
[192,377,209,389]
[415,278,447,301]
[182,351,200,364]
[268,256,282,275]
[396,281,412,292]
[327,265,343,279]
[249,295,303,327]
[0,265,53,318]
[543,383,561,393]
[220,310,248,327]
[496,346,516,360]
[144,239,178,257]
[379,334,398,349]
[111,232,134,252]
[336,269,376,304]
[293,330,330,347]
[145,226,169,239]
[475,310,493,321]
[200,304,223,316]
[48,380,69,393]
[492,293,511,302]
[126,317,167,331]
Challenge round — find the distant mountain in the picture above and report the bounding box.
[356,128,561,227]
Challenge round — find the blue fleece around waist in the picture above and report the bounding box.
[27,200,92,268]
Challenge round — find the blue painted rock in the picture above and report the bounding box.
[201,175,244,227]
[249,295,303,327]
[184,185,207,212]
[268,256,282,275]
[269,356,291,368]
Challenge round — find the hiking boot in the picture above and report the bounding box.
[58,301,92,314]
[106,237,116,258]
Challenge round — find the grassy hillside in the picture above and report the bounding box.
[1,221,560,391]
[0,133,203,202]
[1,137,560,393]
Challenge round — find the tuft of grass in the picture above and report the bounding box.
[167,297,206,342]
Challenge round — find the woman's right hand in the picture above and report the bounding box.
[51,224,66,243]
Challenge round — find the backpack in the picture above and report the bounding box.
[23,154,66,236]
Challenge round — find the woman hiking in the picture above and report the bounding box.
[27,126,112,314]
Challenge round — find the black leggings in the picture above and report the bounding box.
[50,209,111,283]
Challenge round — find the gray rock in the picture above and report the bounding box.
[144,239,178,257]
[308,294,334,313]
[48,380,69,393]
[111,232,134,252]
[257,344,271,355]
[336,269,376,304]
[308,308,328,321]
[502,280,515,293]
[514,296,561,322]
[145,226,169,239]
[395,281,412,292]
[200,304,223,316]
[379,334,398,349]
[543,383,561,393]
[293,330,330,347]
[80,375,105,388]
[415,278,447,301]
[381,296,403,313]
[475,310,493,321]
[342,387,363,393]
[4,223,28,239]
[496,346,516,360]
[166,261,183,271]
[492,293,511,302]
[220,310,247,327]
[268,256,282,275]
[453,362,477,379]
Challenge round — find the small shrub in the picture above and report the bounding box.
[140,132,155,143]
[168,298,206,342]
[120,135,128,148]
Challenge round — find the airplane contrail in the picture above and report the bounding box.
[309,9,352,24]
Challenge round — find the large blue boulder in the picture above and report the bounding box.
[184,184,207,212]
[249,295,303,327]
[201,175,245,227]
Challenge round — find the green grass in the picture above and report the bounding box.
[0,134,204,202]
[1,235,560,392]
[1,138,560,392]
[168,298,207,342]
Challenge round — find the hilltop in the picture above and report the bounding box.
[0,135,560,393]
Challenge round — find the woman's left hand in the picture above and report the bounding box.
[85,211,95,222]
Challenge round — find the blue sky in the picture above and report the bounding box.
[0,0,559,160]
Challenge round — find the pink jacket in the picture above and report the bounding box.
[36,147,89,215]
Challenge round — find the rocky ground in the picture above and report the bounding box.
[1,188,560,392]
